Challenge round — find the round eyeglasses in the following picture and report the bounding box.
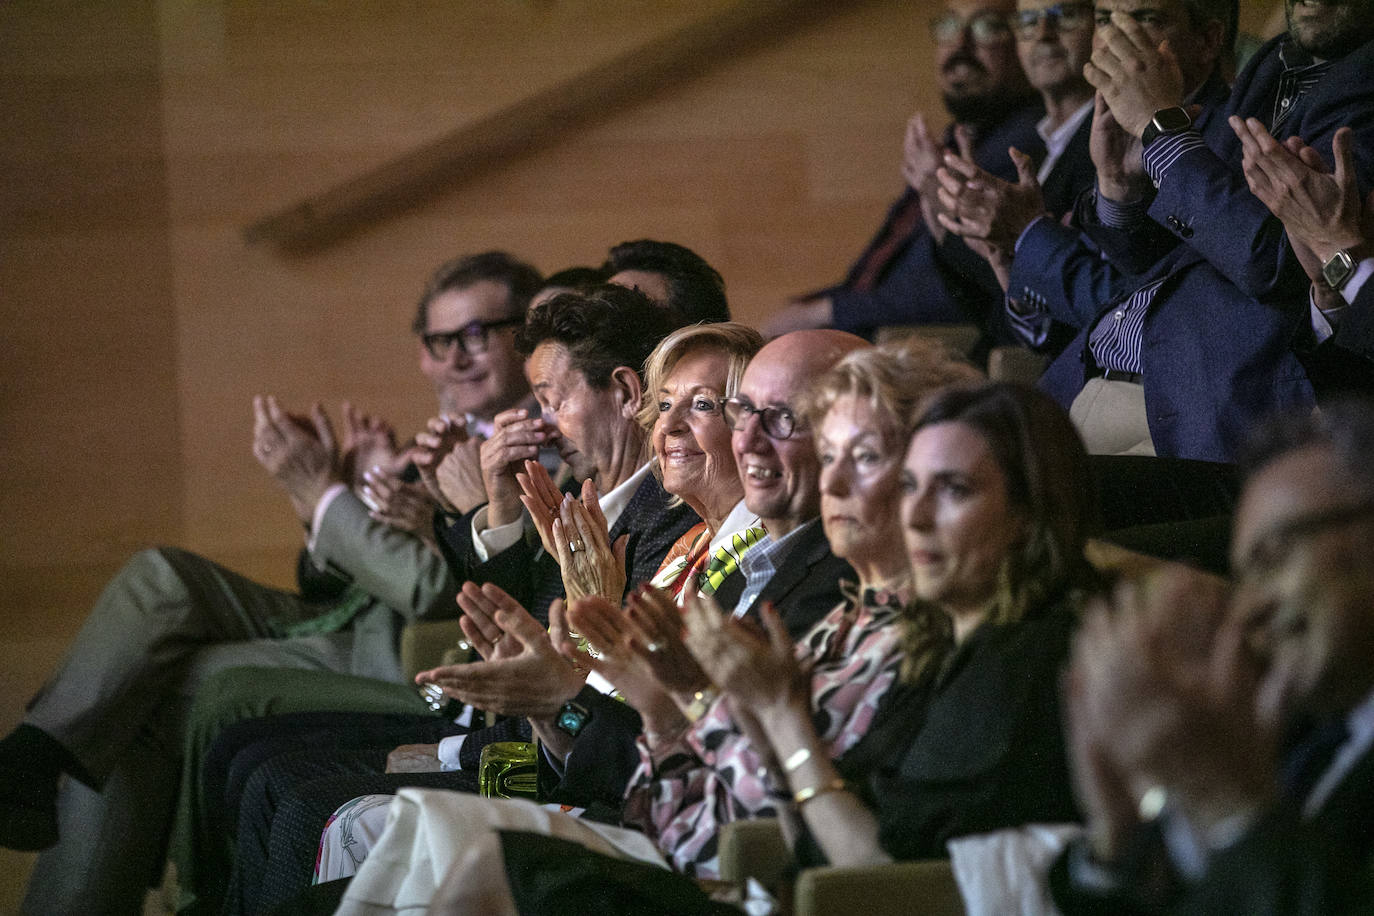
[721,397,802,440]
[1013,2,1093,39]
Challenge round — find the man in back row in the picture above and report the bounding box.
[766,0,1045,359]
[1003,0,1373,460]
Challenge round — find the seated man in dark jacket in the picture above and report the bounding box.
[1055,399,1374,915]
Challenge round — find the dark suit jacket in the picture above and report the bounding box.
[1015,41,1374,461]
[545,519,854,816]
[435,471,698,630]
[1300,276,1374,400]
[1051,714,1374,916]
[1335,277,1374,364]
[827,99,1046,354]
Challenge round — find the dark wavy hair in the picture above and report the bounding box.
[899,382,1101,681]
[515,283,679,388]
[604,239,730,325]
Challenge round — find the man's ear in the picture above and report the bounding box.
[609,366,643,418]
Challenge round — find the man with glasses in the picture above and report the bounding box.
[766,0,1043,361]
[0,251,541,912]
[1052,400,1374,913]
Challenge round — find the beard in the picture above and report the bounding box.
[1286,0,1374,60]
[940,50,1035,126]
[942,87,1035,127]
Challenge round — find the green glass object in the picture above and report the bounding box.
[478,741,540,800]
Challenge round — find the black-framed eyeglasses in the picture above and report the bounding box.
[420,316,523,360]
[721,397,802,440]
[930,11,1014,46]
[1014,2,1094,39]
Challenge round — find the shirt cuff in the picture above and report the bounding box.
[437,735,466,772]
[1095,183,1152,230]
[306,483,351,556]
[470,505,525,563]
[1142,129,1208,188]
[1007,296,1051,346]
[1342,257,1374,305]
[1310,287,1340,344]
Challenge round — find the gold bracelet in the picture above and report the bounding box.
[793,778,846,807]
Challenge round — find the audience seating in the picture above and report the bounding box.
[719,820,965,916]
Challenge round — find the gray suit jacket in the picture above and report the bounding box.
[310,490,458,681]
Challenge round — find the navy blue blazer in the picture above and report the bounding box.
[1012,38,1374,461]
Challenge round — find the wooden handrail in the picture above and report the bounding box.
[244,0,858,250]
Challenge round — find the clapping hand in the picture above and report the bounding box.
[415,582,584,718]
[339,402,404,489]
[683,596,807,721]
[252,395,344,524]
[359,468,440,549]
[1084,11,1185,138]
[1069,567,1275,842]
[1231,121,1374,285]
[566,594,685,741]
[552,480,629,603]
[935,129,1045,288]
[412,415,475,513]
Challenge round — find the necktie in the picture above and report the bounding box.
[851,193,924,291]
[282,584,373,638]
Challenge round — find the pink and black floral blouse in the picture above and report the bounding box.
[620,585,908,877]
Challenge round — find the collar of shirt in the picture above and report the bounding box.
[597,461,654,534]
[732,517,817,617]
[704,499,762,557]
[454,412,495,440]
[1035,98,1094,185]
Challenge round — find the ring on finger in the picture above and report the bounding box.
[568,540,579,553]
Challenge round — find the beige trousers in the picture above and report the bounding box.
[1069,377,1156,456]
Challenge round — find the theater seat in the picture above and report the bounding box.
[719,820,966,916]
[399,618,467,681]
[796,860,964,916]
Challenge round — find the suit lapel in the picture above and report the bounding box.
[1311,743,1374,854]
[740,520,828,617]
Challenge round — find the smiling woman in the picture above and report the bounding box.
[639,323,762,530]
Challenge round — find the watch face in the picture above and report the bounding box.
[1324,250,1355,289]
[1153,107,1192,133]
[556,705,586,735]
